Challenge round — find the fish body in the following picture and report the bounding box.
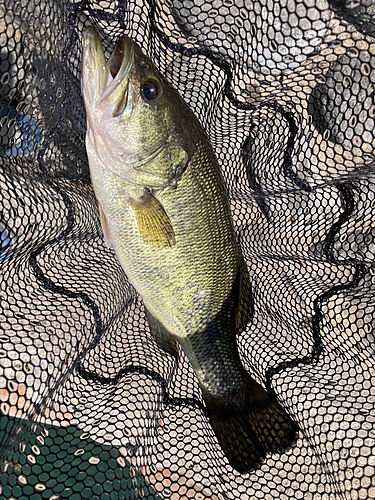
[81,26,297,472]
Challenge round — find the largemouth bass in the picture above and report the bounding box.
[81,26,297,473]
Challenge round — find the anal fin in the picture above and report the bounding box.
[129,189,175,248]
[146,309,179,358]
[98,203,114,249]
[235,259,254,331]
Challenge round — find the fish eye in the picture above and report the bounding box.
[141,78,161,103]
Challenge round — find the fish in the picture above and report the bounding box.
[81,25,298,473]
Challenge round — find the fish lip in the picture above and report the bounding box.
[107,36,127,78]
[82,25,101,47]
[81,26,109,106]
[98,37,134,105]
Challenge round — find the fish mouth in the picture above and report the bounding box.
[82,27,134,114]
[98,36,134,114]
[107,36,131,78]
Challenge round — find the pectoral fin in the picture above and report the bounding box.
[98,203,114,249]
[235,260,253,331]
[146,309,179,358]
[129,189,176,248]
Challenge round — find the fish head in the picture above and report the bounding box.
[81,26,196,188]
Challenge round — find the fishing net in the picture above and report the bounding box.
[1,0,374,498]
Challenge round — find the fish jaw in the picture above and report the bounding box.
[81,26,136,182]
[81,26,110,109]
[81,27,134,119]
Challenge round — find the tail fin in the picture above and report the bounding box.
[204,377,298,473]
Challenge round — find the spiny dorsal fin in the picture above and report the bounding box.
[128,188,176,248]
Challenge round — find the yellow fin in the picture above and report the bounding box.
[129,189,176,248]
[235,260,254,331]
[98,203,114,249]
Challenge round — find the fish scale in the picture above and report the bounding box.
[81,25,298,473]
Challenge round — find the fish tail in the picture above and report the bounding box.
[203,377,298,473]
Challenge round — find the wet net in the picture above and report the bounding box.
[1,0,375,499]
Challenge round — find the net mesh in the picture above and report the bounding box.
[1,0,375,499]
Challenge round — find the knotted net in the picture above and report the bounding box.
[0,0,374,499]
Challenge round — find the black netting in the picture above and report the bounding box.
[1,0,375,499]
